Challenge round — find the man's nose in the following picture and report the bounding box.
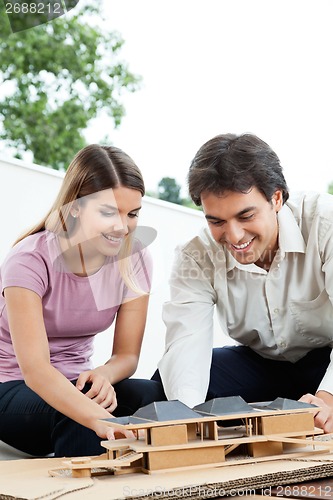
[224,222,244,244]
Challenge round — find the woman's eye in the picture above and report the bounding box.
[128,212,139,219]
[101,211,116,217]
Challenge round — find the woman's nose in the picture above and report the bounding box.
[113,215,128,235]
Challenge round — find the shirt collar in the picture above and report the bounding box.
[225,251,265,274]
[277,203,306,256]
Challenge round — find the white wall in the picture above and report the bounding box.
[0,155,207,378]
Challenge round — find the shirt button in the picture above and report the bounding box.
[279,342,286,348]
[274,308,279,314]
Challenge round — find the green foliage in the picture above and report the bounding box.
[145,189,158,199]
[156,176,201,210]
[0,1,141,169]
[158,177,182,205]
[328,182,333,195]
[181,197,202,210]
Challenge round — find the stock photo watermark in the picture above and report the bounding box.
[121,483,331,498]
[121,483,333,498]
[2,0,80,33]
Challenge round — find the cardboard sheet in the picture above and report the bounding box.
[1,454,333,500]
[270,477,333,499]
[0,458,93,499]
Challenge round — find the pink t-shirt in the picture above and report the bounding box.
[0,230,152,382]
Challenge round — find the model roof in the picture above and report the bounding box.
[262,397,318,411]
[103,396,319,428]
[133,400,202,422]
[193,396,255,415]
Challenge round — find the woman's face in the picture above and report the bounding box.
[69,186,142,267]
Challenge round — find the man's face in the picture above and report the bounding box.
[201,187,283,269]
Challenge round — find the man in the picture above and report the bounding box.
[156,133,333,433]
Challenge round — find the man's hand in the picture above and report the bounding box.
[299,391,333,433]
[76,370,117,413]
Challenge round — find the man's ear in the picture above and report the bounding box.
[272,190,283,212]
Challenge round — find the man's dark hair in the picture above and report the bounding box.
[188,133,289,206]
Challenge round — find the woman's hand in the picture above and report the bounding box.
[76,370,117,413]
[93,419,135,441]
[299,391,333,433]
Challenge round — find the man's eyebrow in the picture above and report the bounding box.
[205,214,223,221]
[237,206,256,216]
[205,206,257,221]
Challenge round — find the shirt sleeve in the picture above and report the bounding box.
[1,250,48,298]
[315,214,333,395]
[158,246,216,407]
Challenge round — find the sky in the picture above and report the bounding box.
[83,0,333,197]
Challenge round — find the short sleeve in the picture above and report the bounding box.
[1,250,49,298]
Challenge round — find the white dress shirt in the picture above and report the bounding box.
[158,191,333,408]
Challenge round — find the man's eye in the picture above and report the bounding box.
[240,214,254,220]
[208,220,224,226]
[128,212,139,219]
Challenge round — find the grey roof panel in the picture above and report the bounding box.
[133,400,201,421]
[264,397,318,410]
[193,396,254,415]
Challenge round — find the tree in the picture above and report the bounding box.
[0,1,140,169]
[155,176,202,210]
[181,197,201,210]
[158,177,182,205]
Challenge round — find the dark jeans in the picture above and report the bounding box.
[152,345,331,405]
[0,377,165,457]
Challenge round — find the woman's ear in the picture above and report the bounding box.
[70,201,80,218]
[272,190,283,212]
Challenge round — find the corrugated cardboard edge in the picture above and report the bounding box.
[1,455,333,499]
[0,479,93,500]
[111,460,333,500]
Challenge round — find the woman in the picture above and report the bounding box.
[0,144,165,457]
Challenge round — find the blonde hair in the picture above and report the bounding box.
[15,144,147,295]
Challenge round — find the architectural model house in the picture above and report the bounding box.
[49,396,333,478]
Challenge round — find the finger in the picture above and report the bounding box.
[92,386,116,408]
[106,428,115,440]
[96,389,117,411]
[104,425,135,441]
[299,394,321,415]
[85,379,105,400]
[323,417,333,434]
[76,372,91,391]
[124,429,136,439]
[113,428,135,439]
[314,409,330,428]
[299,393,317,404]
[104,396,118,414]
[137,429,146,439]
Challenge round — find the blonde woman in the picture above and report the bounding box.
[0,144,165,457]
